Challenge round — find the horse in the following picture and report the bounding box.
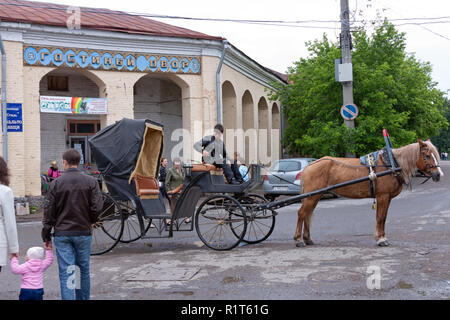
[294,139,443,248]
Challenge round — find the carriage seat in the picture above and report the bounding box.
[192,164,219,172]
[134,174,159,196]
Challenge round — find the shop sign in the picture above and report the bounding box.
[40,96,107,114]
[6,103,23,132]
[24,45,201,75]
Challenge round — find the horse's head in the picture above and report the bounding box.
[417,139,443,182]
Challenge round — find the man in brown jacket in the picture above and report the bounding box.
[42,149,102,300]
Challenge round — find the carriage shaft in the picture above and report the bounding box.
[261,167,403,211]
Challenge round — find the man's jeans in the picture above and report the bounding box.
[54,235,92,300]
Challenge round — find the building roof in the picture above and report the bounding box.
[264,68,288,83]
[0,0,223,40]
[0,0,287,83]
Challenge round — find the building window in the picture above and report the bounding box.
[48,76,69,91]
[67,120,101,136]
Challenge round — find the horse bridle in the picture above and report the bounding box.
[418,144,440,181]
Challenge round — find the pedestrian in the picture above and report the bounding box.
[159,157,170,203]
[42,149,103,300]
[165,158,188,223]
[193,124,243,184]
[10,245,53,300]
[47,161,61,181]
[0,156,19,274]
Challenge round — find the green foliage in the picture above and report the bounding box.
[270,21,448,158]
[431,98,450,153]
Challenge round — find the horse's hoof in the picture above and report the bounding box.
[377,238,390,247]
[304,239,314,245]
[296,241,306,248]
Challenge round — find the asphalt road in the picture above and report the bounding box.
[1,162,449,300]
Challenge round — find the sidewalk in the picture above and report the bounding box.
[15,208,43,223]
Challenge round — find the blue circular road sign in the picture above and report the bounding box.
[340,104,359,120]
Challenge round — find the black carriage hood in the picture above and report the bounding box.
[88,118,163,179]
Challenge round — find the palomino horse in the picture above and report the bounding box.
[294,139,443,247]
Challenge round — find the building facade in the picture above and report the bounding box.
[0,0,286,197]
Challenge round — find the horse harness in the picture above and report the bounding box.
[360,147,402,209]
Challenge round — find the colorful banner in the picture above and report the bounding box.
[40,96,107,114]
[24,46,201,75]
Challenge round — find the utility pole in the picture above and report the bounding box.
[340,0,355,157]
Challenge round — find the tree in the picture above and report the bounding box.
[270,21,448,158]
[431,97,450,153]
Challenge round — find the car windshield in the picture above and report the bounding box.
[271,161,301,172]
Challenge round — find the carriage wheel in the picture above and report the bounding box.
[91,192,124,255]
[233,194,276,244]
[195,194,247,251]
[117,201,152,243]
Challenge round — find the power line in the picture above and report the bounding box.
[377,0,450,41]
[0,0,450,35]
[1,1,450,27]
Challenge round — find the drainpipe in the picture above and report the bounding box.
[280,104,285,159]
[0,34,7,162]
[216,40,228,124]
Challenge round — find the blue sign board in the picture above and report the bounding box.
[23,46,202,75]
[6,103,23,132]
[340,104,358,121]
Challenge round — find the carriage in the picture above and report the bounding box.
[88,118,277,255]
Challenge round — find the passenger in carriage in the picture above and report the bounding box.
[193,124,243,185]
[231,152,244,182]
[165,158,190,224]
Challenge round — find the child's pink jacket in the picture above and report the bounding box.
[10,249,54,289]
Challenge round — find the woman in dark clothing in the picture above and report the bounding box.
[159,158,170,203]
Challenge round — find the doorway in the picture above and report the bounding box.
[69,136,89,165]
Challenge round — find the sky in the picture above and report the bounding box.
[29,0,450,93]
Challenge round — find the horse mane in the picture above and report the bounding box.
[392,140,440,186]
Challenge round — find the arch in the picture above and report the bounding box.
[271,102,281,162]
[271,102,281,130]
[133,74,183,164]
[134,73,190,92]
[39,68,105,173]
[39,68,105,97]
[222,80,237,130]
[222,81,238,157]
[258,97,270,164]
[242,90,254,131]
[241,90,255,164]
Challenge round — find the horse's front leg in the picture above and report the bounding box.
[374,193,392,246]
[294,205,305,247]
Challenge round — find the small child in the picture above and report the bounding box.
[10,245,53,300]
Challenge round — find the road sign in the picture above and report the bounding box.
[340,104,358,121]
